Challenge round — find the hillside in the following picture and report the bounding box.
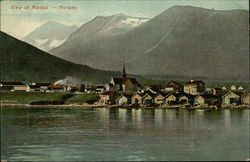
[0,32,120,84]
[50,5,249,81]
[22,21,78,51]
[50,14,149,60]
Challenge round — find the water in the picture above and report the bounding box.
[1,108,249,161]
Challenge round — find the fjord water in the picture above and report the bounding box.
[1,108,249,161]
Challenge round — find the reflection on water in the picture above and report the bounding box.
[119,109,127,124]
[154,109,163,126]
[1,108,249,161]
[224,110,231,128]
[98,108,110,127]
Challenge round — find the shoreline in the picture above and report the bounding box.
[1,103,249,110]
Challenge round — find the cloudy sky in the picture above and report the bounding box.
[1,0,249,39]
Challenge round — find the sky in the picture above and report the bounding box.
[1,0,249,39]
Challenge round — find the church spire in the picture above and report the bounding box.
[123,63,127,78]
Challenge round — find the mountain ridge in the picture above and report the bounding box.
[0,31,121,84]
[22,21,78,51]
[50,5,249,81]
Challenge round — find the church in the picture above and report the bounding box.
[105,64,140,91]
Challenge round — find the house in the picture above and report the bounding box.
[144,85,161,93]
[110,77,139,91]
[164,93,179,105]
[47,85,65,92]
[141,90,157,106]
[34,83,52,92]
[184,80,205,95]
[95,85,105,93]
[221,91,241,105]
[230,85,237,90]
[0,81,28,91]
[194,93,218,105]
[211,88,225,95]
[108,64,140,91]
[99,91,117,105]
[28,85,41,92]
[238,86,244,90]
[116,94,133,105]
[178,93,196,105]
[154,91,168,104]
[131,92,146,105]
[164,81,182,92]
[222,86,227,90]
[65,85,81,92]
[241,92,250,105]
[105,83,114,91]
[85,85,96,93]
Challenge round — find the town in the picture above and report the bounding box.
[1,65,249,109]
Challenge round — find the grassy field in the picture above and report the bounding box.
[0,92,99,104]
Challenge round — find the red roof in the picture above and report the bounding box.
[48,85,64,89]
[101,91,116,96]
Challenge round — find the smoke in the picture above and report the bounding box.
[54,76,82,85]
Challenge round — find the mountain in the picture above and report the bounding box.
[22,21,78,51]
[50,6,249,81]
[0,32,121,84]
[50,14,149,59]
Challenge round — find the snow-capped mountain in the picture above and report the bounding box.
[22,21,78,51]
[50,6,249,81]
[50,14,149,61]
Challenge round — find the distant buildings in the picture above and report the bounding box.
[116,94,133,105]
[184,80,205,95]
[107,64,140,91]
[1,67,249,108]
[164,81,182,92]
[221,91,244,105]
[0,82,28,91]
[194,93,218,105]
[99,91,117,105]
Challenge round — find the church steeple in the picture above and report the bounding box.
[123,63,127,78]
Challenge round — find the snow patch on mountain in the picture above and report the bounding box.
[121,17,149,27]
[34,38,48,46]
[50,39,66,47]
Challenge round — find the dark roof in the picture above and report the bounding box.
[217,91,229,97]
[35,83,52,86]
[134,92,146,97]
[165,92,180,98]
[113,78,123,84]
[0,86,14,90]
[117,94,134,99]
[0,81,25,85]
[233,91,245,96]
[185,80,205,85]
[96,85,105,89]
[144,90,157,98]
[158,91,169,97]
[147,85,161,92]
[29,85,41,88]
[219,90,249,98]
[165,81,181,87]
[113,77,138,85]
[196,93,218,99]
[101,91,116,96]
[182,93,196,99]
[212,88,222,90]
